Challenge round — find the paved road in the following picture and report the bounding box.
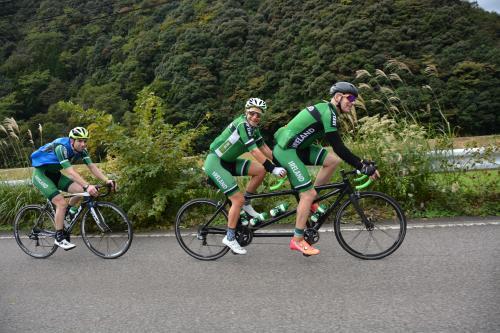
[1,219,499,333]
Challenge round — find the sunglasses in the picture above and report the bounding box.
[344,94,357,103]
[247,111,262,118]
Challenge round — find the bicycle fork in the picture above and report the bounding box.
[88,202,111,232]
[349,193,374,231]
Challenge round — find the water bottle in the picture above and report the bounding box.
[259,212,269,220]
[64,206,81,228]
[270,202,290,217]
[249,217,259,226]
[278,202,289,213]
[316,204,327,214]
[240,210,250,226]
[269,205,281,217]
[250,212,268,226]
[310,204,328,223]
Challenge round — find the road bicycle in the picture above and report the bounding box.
[175,169,406,261]
[13,185,133,259]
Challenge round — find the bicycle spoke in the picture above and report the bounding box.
[347,228,364,244]
[81,202,133,259]
[335,192,406,259]
[14,205,58,258]
[175,199,230,260]
[373,224,399,241]
[369,231,387,253]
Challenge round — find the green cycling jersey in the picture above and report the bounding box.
[274,102,338,150]
[209,114,264,162]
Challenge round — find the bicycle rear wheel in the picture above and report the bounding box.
[334,191,406,260]
[80,202,133,259]
[175,199,229,261]
[13,205,58,258]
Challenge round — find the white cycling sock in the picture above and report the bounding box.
[242,204,260,218]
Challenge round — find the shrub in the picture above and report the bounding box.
[70,89,209,229]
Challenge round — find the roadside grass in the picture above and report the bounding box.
[0,167,32,181]
[428,134,499,149]
[418,169,499,218]
[0,164,99,181]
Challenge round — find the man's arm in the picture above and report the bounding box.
[87,163,109,183]
[325,131,363,169]
[87,163,117,190]
[325,131,380,179]
[258,143,274,161]
[61,166,90,189]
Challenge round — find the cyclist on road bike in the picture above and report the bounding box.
[273,82,380,256]
[204,98,286,254]
[30,127,116,250]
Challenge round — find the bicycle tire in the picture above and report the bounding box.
[80,201,133,259]
[13,205,58,258]
[175,198,230,261]
[334,191,406,260]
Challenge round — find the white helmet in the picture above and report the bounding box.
[245,97,267,112]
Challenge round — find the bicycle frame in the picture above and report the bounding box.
[42,187,113,237]
[208,171,367,238]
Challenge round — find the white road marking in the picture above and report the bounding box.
[2,221,498,239]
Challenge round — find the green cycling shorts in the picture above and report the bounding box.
[32,167,73,201]
[272,144,327,192]
[203,153,251,197]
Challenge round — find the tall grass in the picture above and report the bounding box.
[0,118,41,169]
[350,59,498,215]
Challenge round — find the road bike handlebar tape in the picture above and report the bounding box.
[270,177,288,190]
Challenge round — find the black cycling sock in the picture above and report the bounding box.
[55,230,65,242]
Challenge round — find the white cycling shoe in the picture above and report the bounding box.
[55,239,76,251]
[222,236,247,255]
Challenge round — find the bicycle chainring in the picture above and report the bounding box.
[304,228,320,245]
[235,226,253,247]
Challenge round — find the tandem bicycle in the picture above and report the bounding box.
[175,169,406,260]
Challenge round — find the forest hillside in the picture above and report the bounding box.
[1,0,499,150]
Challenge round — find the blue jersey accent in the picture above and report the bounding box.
[31,137,83,167]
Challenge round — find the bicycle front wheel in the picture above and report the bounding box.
[175,199,229,261]
[81,202,133,259]
[334,191,406,260]
[13,205,58,258]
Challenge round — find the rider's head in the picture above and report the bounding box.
[329,81,358,113]
[69,126,89,152]
[245,97,267,127]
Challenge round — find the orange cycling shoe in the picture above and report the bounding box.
[289,238,320,256]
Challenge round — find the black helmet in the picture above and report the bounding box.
[329,81,358,97]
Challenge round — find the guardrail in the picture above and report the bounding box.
[429,147,499,171]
